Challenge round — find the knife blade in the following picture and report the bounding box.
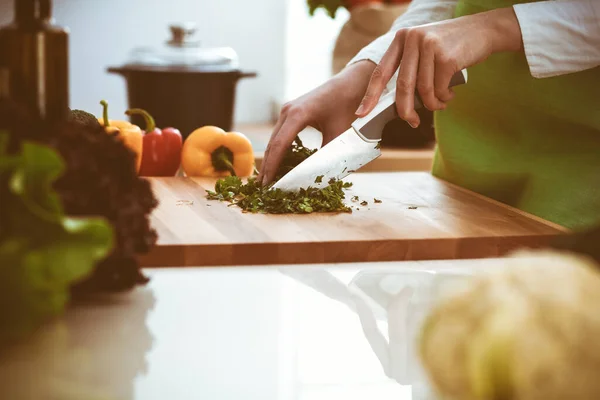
[272,69,468,192]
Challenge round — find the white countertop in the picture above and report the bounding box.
[0,258,517,400]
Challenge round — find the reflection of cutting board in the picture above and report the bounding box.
[140,172,566,267]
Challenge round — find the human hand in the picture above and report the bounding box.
[258,60,376,186]
[355,7,522,128]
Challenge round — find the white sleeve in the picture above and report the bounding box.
[348,0,459,67]
[513,0,600,78]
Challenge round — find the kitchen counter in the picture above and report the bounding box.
[140,172,565,267]
[238,124,435,172]
[0,257,530,400]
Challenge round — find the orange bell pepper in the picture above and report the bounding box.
[181,126,255,177]
[98,100,143,172]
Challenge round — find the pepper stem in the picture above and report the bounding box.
[100,100,110,127]
[211,146,236,177]
[125,108,156,132]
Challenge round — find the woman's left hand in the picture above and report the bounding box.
[355,7,523,128]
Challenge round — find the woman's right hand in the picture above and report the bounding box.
[258,60,376,186]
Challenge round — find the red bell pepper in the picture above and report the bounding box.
[126,108,182,177]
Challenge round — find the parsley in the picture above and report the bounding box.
[207,138,353,214]
[274,137,316,182]
[360,200,368,206]
[374,198,382,204]
[206,176,352,214]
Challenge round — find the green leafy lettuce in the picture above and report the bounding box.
[0,131,113,344]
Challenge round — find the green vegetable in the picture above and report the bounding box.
[360,200,368,206]
[419,249,600,400]
[274,137,317,182]
[207,176,353,214]
[207,138,353,214]
[374,198,382,203]
[67,109,102,130]
[307,0,345,18]
[0,132,113,344]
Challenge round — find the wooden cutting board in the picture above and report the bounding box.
[140,172,566,267]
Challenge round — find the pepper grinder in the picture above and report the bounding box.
[0,0,69,122]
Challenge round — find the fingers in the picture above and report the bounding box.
[416,36,446,112]
[434,54,457,103]
[355,30,405,117]
[259,108,309,186]
[257,113,286,184]
[395,30,421,128]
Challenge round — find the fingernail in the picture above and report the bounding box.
[355,104,365,115]
[408,121,418,129]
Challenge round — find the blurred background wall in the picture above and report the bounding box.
[0,0,345,125]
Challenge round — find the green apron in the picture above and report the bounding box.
[433,0,600,230]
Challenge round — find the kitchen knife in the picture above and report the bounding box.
[272,69,468,192]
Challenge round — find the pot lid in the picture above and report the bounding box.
[124,22,239,71]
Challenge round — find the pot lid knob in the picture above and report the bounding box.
[168,23,200,47]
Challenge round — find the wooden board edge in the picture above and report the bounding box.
[433,176,570,234]
[138,235,560,268]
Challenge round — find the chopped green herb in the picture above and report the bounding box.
[408,206,418,210]
[360,200,368,206]
[274,137,316,182]
[351,196,359,202]
[374,198,382,204]
[315,175,324,184]
[206,176,352,214]
[207,138,353,214]
[375,142,382,150]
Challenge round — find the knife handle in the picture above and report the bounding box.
[352,69,468,141]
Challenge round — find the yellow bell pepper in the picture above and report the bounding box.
[181,126,255,177]
[98,100,144,172]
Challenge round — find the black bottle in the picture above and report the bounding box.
[0,0,69,123]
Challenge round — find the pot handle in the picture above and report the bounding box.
[107,67,128,76]
[238,71,258,80]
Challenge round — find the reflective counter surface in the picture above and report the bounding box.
[0,258,517,400]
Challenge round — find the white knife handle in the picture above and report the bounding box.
[352,69,468,141]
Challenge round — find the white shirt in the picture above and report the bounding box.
[349,0,600,79]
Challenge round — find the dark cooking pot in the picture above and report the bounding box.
[108,23,257,139]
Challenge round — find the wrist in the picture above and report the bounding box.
[341,60,377,81]
[486,7,523,53]
[338,60,377,101]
